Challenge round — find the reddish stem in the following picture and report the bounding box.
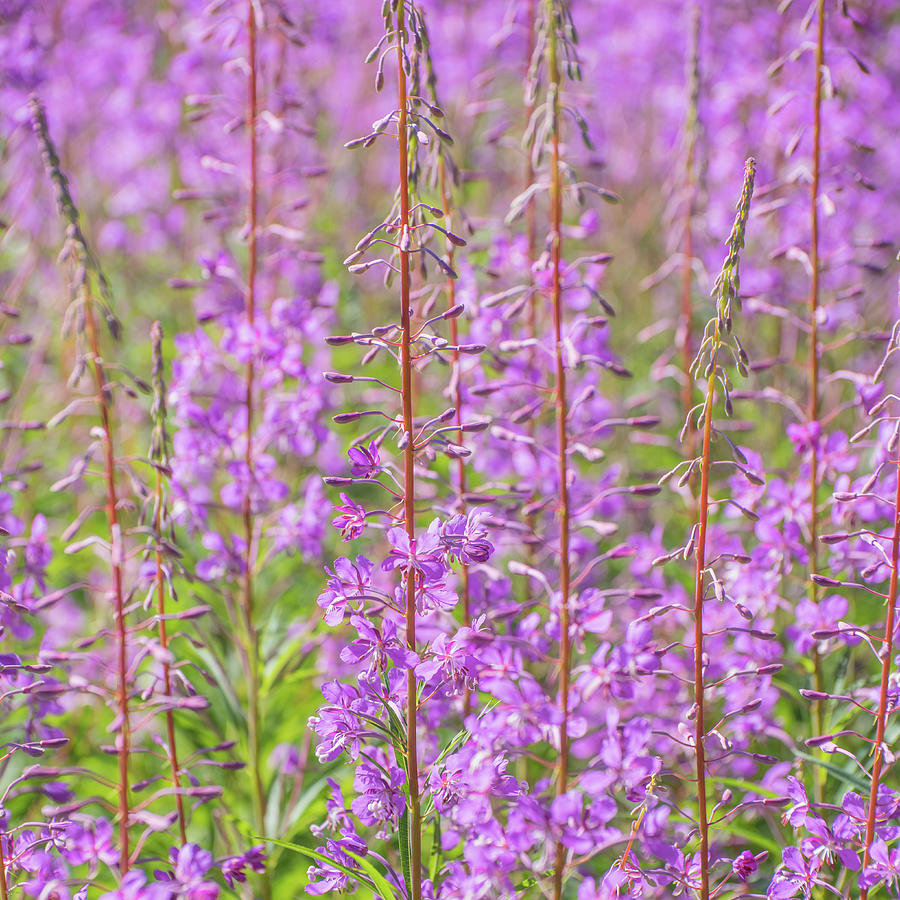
[0,837,9,900]
[860,438,900,898]
[547,6,572,898]
[692,351,718,900]
[83,299,130,872]
[618,802,648,874]
[396,9,422,897]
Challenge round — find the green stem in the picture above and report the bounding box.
[242,5,269,896]
[155,465,187,844]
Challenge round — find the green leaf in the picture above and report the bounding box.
[399,808,413,899]
[191,645,244,731]
[711,777,781,800]
[374,689,409,751]
[255,834,391,898]
[345,846,403,900]
[429,815,441,884]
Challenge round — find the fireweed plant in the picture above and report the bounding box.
[705,0,900,827]
[30,97,246,897]
[147,321,189,848]
[767,295,900,897]
[169,0,334,891]
[654,158,768,899]
[32,93,137,877]
[490,3,638,897]
[304,2,501,897]
[407,10,481,719]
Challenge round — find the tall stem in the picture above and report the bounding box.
[83,298,130,872]
[809,0,826,799]
[438,159,472,718]
[154,466,187,844]
[396,8,422,897]
[859,433,900,900]
[692,357,718,900]
[242,4,268,894]
[150,322,186,842]
[685,155,754,900]
[30,93,131,875]
[546,5,572,899]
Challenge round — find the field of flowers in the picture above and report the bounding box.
[2,0,900,897]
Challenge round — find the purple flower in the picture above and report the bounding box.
[782,777,812,828]
[801,815,860,870]
[652,844,701,896]
[842,785,900,829]
[195,531,246,582]
[340,615,419,671]
[786,421,821,454]
[220,846,266,888]
[221,454,288,512]
[64,817,119,873]
[438,513,494,565]
[332,493,367,541]
[382,528,446,582]
[306,831,367,896]
[311,778,353,838]
[317,555,374,625]
[309,682,373,762]
[767,847,823,900]
[788,595,851,654]
[550,790,616,854]
[348,441,382,478]
[100,871,170,900]
[350,762,406,829]
[415,578,458,615]
[15,835,69,900]
[732,849,759,880]
[269,743,302,776]
[415,631,476,694]
[154,843,219,899]
[861,838,900,891]
[484,675,560,747]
